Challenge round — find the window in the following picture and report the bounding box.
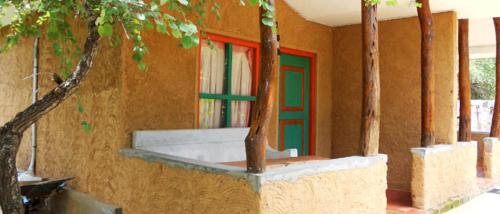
[198,34,260,128]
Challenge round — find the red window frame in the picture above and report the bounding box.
[196,33,261,128]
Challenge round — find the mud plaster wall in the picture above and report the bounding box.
[2,0,334,213]
[122,0,334,157]
[1,31,261,213]
[411,144,477,210]
[260,160,387,214]
[0,37,34,169]
[331,12,458,191]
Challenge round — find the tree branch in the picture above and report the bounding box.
[1,14,100,134]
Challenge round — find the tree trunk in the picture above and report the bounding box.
[417,0,435,147]
[0,11,100,213]
[0,131,23,213]
[360,1,380,156]
[458,19,472,141]
[245,0,279,173]
[491,17,500,137]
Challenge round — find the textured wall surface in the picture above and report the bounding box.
[122,0,334,157]
[411,143,477,210]
[0,37,34,169]
[1,1,335,213]
[483,138,500,182]
[332,12,458,190]
[260,160,387,214]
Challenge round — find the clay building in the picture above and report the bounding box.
[2,0,500,213]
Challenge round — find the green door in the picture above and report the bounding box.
[279,53,311,156]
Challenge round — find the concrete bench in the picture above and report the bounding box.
[132,128,298,163]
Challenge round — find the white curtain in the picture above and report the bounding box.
[231,46,253,127]
[199,41,225,128]
[199,42,253,128]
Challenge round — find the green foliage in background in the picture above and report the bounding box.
[471,58,496,100]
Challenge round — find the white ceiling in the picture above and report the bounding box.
[284,0,499,56]
[284,0,500,27]
[470,18,497,58]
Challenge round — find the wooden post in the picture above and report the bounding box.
[417,0,435,147]
[245,0,279,173]
[458,19,472,141]
[490,17,500,137]
[360,1,380,156]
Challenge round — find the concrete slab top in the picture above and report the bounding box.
[411,141,478,157]
[120,149,387,192]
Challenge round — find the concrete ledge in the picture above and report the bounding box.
[411,142,478,210]
[120,148,387,193]
[410,141,477,157]
[483,137,500,182]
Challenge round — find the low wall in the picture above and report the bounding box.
[122,149,388,213]
[260,159,387,213]
[411,142,477,210]
[483,137,500,182]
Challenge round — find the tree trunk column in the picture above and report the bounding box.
[0,130,24,213]
[458,19,472,141]
[491,17,500,137]
[245,0,279,173]
[360,1,380,156]
[417,0,435,147]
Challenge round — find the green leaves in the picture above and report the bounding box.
[52,43,63,56]
[80,121,92,134]
[181,35,199,48]
[0,0,220,76]
[179,22,197,35]
[261,18,274,27]
[386,0,398,6]
[132,35,148,71]
[238,0,274,27]
[364,0,381,5]
[248,0,259,6]
[78,102,85,113]
[98,23,113,37]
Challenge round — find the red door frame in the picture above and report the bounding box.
[279,47,316,156]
